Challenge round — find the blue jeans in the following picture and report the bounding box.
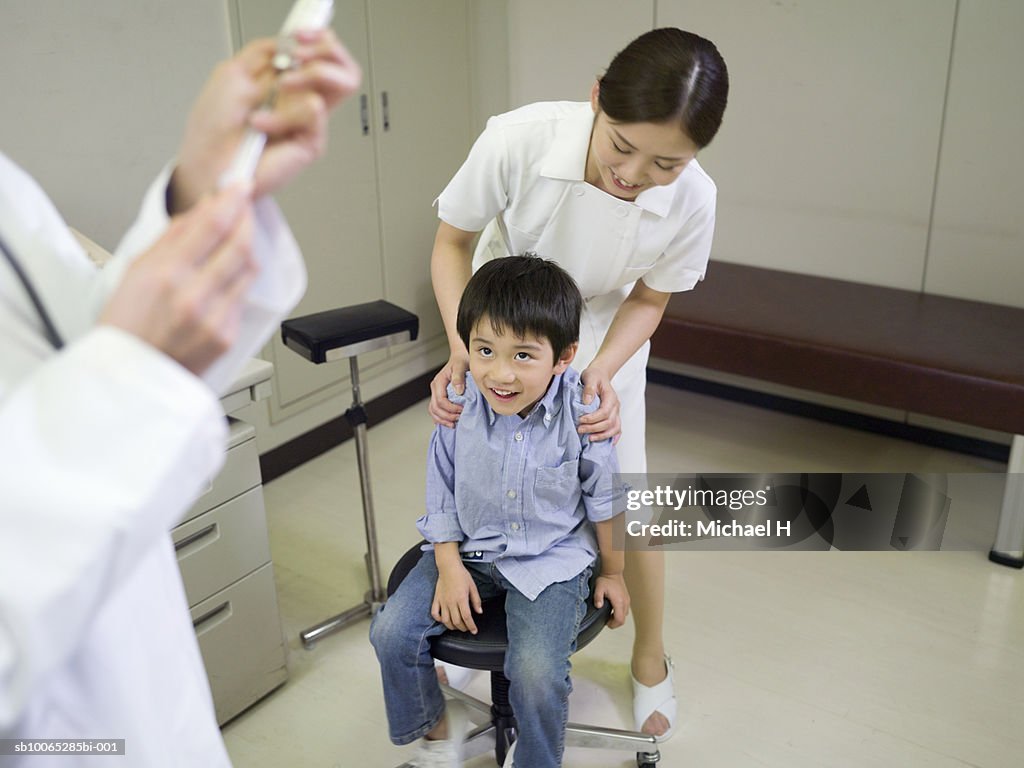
[369,551,592,768]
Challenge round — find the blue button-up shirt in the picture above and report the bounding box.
[417,367,623,600]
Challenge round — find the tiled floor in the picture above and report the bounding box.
[222,382,1024,767]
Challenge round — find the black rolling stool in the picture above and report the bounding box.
[281,300,418,649]
[386,544,662,768]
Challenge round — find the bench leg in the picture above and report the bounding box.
[990,434,1024,568]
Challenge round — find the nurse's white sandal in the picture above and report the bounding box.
[631,654,677,742]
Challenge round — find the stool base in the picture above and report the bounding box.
[300,589,385,649]
[394,682,662,767]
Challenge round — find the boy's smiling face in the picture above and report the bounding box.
[468,315,577,418]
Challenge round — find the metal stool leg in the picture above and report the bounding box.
[300,356,388,648]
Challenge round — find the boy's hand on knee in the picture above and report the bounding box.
[432,562,483,634]
[594,573,630,629]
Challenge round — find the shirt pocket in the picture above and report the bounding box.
[619,244,659,276]
[505,220,542,254]
[533,458,581,521]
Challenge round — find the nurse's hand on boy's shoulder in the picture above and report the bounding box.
[429,354,469,427]
[432,560,483,634]
[594,573,630,629]
[578,367,622,442]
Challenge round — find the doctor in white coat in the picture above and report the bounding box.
[429,28,729,743]
[0,31,359,766]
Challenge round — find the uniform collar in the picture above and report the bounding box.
[539,103,593,183]
[538,102,677,218]
[633,180,677,218]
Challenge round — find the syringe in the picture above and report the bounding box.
[220,0,335,187]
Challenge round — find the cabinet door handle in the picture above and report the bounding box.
[360,93,369,135]
[381,91,390,131]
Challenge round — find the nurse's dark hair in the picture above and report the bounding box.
[598,27,729,148]
[457,255,582,362]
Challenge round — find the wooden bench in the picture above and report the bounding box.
[649,261,1024,567]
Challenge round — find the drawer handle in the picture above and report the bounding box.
[193,601,232,634]
[174,523,219,555]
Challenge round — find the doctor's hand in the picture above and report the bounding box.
[577,366,622,442]
[99,184,257,377]
[170,30,361,214]
[428,353,469,428]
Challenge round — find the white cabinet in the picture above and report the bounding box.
[231,0,472,445]
[174,418,288,725]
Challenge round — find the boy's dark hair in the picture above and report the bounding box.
[457,255,582,360]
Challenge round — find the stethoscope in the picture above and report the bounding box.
[0,231,66,350]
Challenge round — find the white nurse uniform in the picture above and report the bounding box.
[436,101,717,472]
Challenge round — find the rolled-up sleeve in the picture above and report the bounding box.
[579,432,626,523]
[571,392,627,523]
[417,423,464,543]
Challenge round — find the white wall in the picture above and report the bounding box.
[506,0,653,107]
[469,0,511,131]
[659,0,955,291]
[503,0,1024,310]
[926,0,1024,308]
[0,1,234,250]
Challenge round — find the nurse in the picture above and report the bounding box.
[0,31,359,766]
[429,28,729,740]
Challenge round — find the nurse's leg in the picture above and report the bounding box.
[615,371,674,738]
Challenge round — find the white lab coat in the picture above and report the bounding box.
[436,101,718,473]
[0,152,306,766]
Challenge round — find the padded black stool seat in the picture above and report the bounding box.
[282,299,418,363]
[386,544,611,673]
[386,543,661,767]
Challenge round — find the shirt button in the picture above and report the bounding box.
[615,206,628,218]
[573,184,586,197]
[507,490,517,499]
[511,522,520,531]
[514,432,523,442]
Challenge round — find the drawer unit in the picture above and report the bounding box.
[181,421,261,525]
[173,487,272,607]
[174,416,288,724]
[190,563,288,724]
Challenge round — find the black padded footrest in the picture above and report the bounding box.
[281,300,419,364]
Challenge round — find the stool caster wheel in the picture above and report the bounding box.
[637,749,660,767]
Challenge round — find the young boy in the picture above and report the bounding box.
[369,256,630,768]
